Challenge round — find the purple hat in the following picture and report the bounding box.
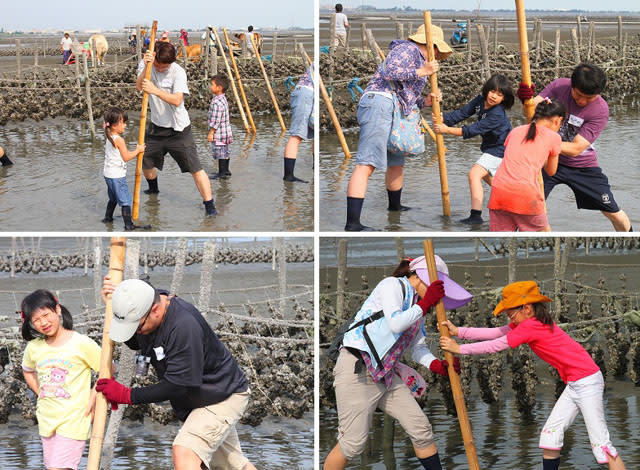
[409,255,472,310]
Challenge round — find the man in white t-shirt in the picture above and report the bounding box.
[136,41,217,216]
[334,4,350,48]
[60,32,73,64]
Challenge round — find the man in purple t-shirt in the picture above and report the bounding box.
[518,63,631,232]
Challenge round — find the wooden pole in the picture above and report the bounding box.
[34,41,38,67]
[617,16,623,52]
[271,31,278,82]
[571,28,581,64]
[136,25,142,63]
[576,16,582,47]
[222,27,256,133]
[361,22,367,51]
[300,44,351,160]
[422,239,480,470]
[476,24,490,79]
[396,21,404,39]
[132,20,158,221]
[424,11,451,217]
[365,29,382,65]
[86,236,126,470]
[16,40,21,80]
[493,18,498,53]
[181,41,187,69]
[554,29,561,79]
[336,239,348,321]
[250,34,286,132]
[82,52,96,140]
[467,18,472,63]
[204,27,210,82]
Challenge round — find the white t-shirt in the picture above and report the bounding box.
[335,13,349,34]
[137,60,191,131]
[60,37,73,51]
[103,135,127,179]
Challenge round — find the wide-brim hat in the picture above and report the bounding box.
[110,279,155,342]
[408,24,453,58]
[493,281,552,316]
[409,255,472,310]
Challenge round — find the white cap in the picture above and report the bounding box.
[110,279,155,342]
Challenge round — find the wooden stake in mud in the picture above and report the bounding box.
[82,52,96,140]
[16,40,21,80]
[300,43,351,160]
[223,27,256,133]
[132,20,158,221]
[86,237,127,470]
[424,11,451,217]
[422,239,480,470]
[250,34,286,132]
[554,29,561,79]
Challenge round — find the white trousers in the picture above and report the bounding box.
[539,371,618,464]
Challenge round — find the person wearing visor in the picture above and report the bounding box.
[96,278,257,470]
[344,24,453,231]
[440,281,626,470]
[324,255,472,470]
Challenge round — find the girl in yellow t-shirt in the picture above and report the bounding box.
[21,289,101,470]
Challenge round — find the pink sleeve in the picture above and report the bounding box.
[459,336,510,355]
[458,325,511,340]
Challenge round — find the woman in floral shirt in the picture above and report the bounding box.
[344,25,452,231]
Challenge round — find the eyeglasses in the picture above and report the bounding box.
[136,306,153,333]
[506,306,525,319]
[31,310,55,326]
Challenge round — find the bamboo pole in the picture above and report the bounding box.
[422,239,479,470]
[223,27,256,133]
[424,11,451,217]
[554,29,561,79]
[86,237,127,470]
[571,28,581,64]
[516,1,547,220]
[250,34,286,132]
[132,20,158,221]
[82,52,96,140]
[300,43,351,160]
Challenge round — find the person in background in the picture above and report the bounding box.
[333,4,350,48]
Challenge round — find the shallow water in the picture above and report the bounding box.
[0,412,313,469]
[0,112,313,232]
[319,102,640,232]
[319,379,640,470]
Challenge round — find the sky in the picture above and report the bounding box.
[335,0,639,12]
[3,0,315,31]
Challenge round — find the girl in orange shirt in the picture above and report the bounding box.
[488,99,565,231]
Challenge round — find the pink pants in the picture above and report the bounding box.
[41,433,86,470]
[489,209,549,232]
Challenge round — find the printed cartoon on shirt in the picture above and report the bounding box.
[38,359,72,399]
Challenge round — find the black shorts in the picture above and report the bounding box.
[143,123,202,173]
[543,164,620,212]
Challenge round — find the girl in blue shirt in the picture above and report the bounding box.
[434,74,514,225]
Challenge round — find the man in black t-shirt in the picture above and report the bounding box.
[97,278,257,470]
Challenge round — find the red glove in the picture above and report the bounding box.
[429,357,462,376]
[517,82,535,103]
[417,279,445,314]
[96,378,132,409]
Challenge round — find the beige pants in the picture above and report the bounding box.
[333,349,434,459]
[333,32,347,48]
[173,390,250,470]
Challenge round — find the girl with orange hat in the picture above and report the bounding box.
[324,255,472,470]
[440,280,626,470]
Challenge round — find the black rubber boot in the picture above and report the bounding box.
[211,160,224,179]
[203,199,218,216]
[419,453,442,470]
[542,458,560,470]
[122,206,136,231]
[460,209,484,225]
[387,188,411,211]
[345,196,376,231]
[143,177,159,194]
[121,206,151,231]
[101,200,117,223]
[0,154,13,166]
[221,158,232,177]
[283,157,308,183]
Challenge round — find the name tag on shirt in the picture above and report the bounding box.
[567,114,584,127]
[153,346,165,360]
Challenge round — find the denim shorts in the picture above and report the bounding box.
[104,176,132,207]
[355,93,404,170]
[289,86,313,140]
[211,144,230,160]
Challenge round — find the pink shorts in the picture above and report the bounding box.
[489,209,549,232]
[41,433,86,470]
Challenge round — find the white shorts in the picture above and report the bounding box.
[475,153,503,176]
[539,371,618,464]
